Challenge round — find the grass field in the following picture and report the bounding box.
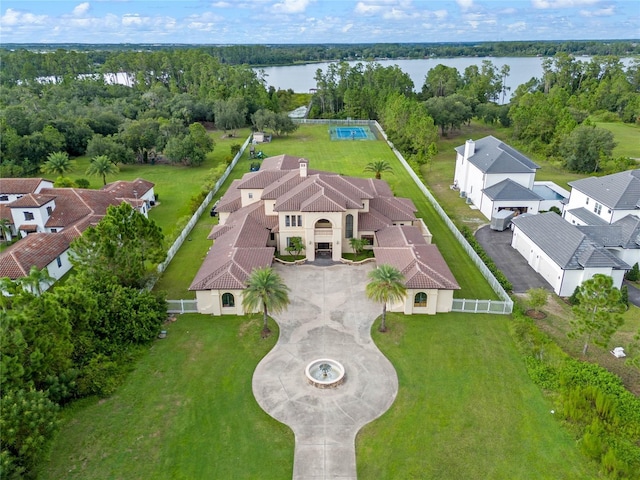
[38,315,294,480]
[595,121,640,159]
[358,312,603,479]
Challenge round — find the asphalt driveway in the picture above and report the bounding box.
[475,225,551,294]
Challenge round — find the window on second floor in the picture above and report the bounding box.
[24,212,34,221]
[594,203,602,215]
[345,214,353,239]
[285,215,290,227]
[0,195,8,201]
[46,206,53,216]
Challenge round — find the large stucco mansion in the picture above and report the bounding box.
[189,154,460,316]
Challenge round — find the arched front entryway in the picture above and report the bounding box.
[314,218,333,259]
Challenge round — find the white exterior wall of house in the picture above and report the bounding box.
[511,226,628,296]
[481,197,540,220]
[241,189,262,207]
[12,205,49,237]
[45,250,73,283]
[387,289,454,315]
[484,172,535,190]
[559,268,626,297]
[195,288,245,315]
[511,227,564,294]
[564,189,624,224]
[608,248,640,268]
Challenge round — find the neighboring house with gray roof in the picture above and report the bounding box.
[511,212,630,296]
[453,136,568,220]
[190,155,456,316]
[564,169,640,226]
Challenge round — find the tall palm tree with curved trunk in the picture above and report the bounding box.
[364,160,394,180]
[41,151,73,176]
[242,266,290,336]
[366,264,406,332]
[86,155,120,185]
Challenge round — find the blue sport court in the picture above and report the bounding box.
[329,125,376,141]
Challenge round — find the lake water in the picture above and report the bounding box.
[256,56,634,102]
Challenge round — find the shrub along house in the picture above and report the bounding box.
[189,154,459,316]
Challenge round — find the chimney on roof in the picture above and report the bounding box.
[299,158,308,178]
[464,139,475,160]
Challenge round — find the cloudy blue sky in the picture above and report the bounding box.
[1,0,638,44]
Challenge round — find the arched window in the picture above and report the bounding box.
[222,293,235,308]
[414,292,427,307]
[345,214,353,239]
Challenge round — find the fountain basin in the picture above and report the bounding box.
[305,358,345,388]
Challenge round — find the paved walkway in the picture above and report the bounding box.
[252,263,398,480]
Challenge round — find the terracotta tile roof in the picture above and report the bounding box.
[374,226,460,290]
[0,178,53,194]
[102,178,154,199]
[0,232,71,279]
[0,205,13,222]
[261,171,308,200]
[8,193,56,208]
[260,154,308,171]
[237,170,290,190]
[369,196,417,221]
[208,201,277,240]
[358,209,392,232]
[216,180,243,212]
[374,246,460,290]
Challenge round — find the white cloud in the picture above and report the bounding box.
[342,23,353,33]
[272,0,311,14]
[73,2,91,17]
[355,2,383,15]
[433,10,448,19]
[532,0,599,9]
[507,21,527,31]
[580,6,614,17]
[1,8,48,26]
[122,14,144,26]
[467,20,479,29]
[456,0,474,10]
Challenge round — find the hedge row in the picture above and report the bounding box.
[511,304,640,479]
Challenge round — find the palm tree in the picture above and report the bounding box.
[364,160,394,180]
[349,237,366,259]
[18,266,54,296]
[242,266,290,336]
[86,155,120,186]
[366,264,406,332]
[41,151,72,176]
[0,219,12,243]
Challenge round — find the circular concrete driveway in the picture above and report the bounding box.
[252,263,398,480]
[474,225,551,294]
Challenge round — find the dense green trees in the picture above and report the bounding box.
[0,202,168,477]
[560,125,616,173]
[70,203,166,288]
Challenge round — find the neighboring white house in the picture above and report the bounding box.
[511,212,630,296]
[453,136,568,220]
[0,178,54,204]
[0,178,156,287]
[190,154,459,316]
[563,169,640,226]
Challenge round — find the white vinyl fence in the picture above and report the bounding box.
[167,299,199,314]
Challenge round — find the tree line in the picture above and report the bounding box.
[2,39,638,76]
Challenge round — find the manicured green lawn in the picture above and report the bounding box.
[66,128,253,241]
[595,121,640,159]
[38,314,294,480]
[357,312,603,479]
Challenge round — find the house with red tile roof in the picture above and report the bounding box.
[190,155,458,316]
[0,179,155,288]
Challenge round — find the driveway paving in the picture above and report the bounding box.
[252,263,398,480]
[474,225,551,294]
